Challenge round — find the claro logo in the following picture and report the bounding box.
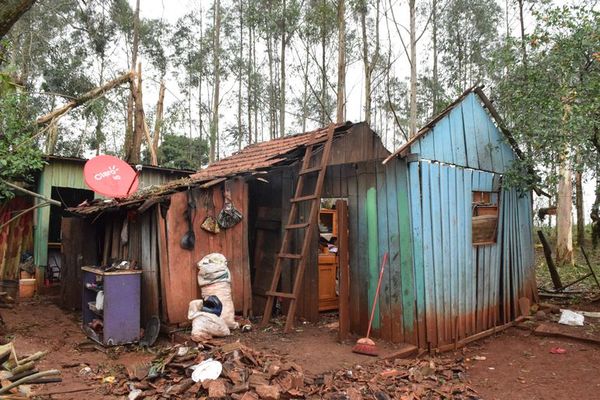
[94,165,121,181]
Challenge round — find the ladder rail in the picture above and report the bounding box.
[261,124,337,332]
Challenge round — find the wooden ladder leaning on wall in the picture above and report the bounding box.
[260,123,336,333]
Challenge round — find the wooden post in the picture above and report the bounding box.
[337,199,350,342]
[537,230,562,290]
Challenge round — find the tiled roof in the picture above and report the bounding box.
[191,122,353,180]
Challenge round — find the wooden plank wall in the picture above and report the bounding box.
[409,92,515,174]
[162,178,251,325]
[283,160,417,343]
[60,217,98,310]
[407,160,536,348]
[0,196,34,281]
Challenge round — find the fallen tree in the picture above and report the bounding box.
[36,71,134,125]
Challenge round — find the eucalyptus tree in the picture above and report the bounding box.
[438,0,501,93]
[494,4,600,259]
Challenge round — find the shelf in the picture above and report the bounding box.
[88,302,104,318]
[85,285,103,293]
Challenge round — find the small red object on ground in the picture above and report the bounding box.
[83,155,139,197]
[550,347,567,354]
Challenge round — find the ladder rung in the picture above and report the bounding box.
[285,223,310,230]
[265,291,296,299]
[291,195,318,203]
[278,253,302,259]
[299,166,322,175]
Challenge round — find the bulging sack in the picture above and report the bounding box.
[201,282,239,330]
[188,300,230,342]
[197,253,230,286]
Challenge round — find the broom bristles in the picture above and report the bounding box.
[352,339,379,356]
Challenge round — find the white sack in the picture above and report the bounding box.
[201,281,239,329]
[197,253,230,286]
[188,300,230,342]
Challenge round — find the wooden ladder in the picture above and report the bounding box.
[261,124,336,333]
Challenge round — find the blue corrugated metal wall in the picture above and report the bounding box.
[406,160,536,348]
[400,91,536,348]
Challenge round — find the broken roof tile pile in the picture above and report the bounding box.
[96,341,478,399]
[69,123,353,216]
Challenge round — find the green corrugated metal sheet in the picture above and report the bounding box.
[34,158,190,268]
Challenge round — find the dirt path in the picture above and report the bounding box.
[464,327,600,400]
[3,297,600,399]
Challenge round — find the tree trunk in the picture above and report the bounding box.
[124,0,140,162]
[321,30,326,125]
[432,0,438,115]
[556,159,574,266]
[132,62,149,164]
[247,24,252,145]
[409,0,417,137]
[152,80,166,165]
[280,0,286,137]
[209,0,221,163]
[267,33,275,139]
[359,0,379,126]
[238,0,244,150]
[575,170,585,246]
[0,0,36,39]
[592,173,600,249]
[517,0,527,68]
[335,0,346,123]
[36,72,134,125]
[360,6,371,125]
[301,43,309,133]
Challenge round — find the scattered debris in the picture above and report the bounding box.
[558,310,584,326]
[549,347,567,354]
[96,340,477,399]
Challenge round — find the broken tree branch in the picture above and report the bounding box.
[36,71,134,125]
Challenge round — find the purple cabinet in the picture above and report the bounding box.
[82,267,142,346]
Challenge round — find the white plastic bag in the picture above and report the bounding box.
[188,300,230,342]
[558,309,584,326]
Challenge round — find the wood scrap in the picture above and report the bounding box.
[534,323,600,345]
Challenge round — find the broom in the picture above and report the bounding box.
[352,251,388,356]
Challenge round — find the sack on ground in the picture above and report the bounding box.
[188,299,230,342]
[201,281,239,329]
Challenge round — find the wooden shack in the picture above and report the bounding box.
[67,88,537,350]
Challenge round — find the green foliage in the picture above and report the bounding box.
[439,0,501,93]
[0,92,44,201]
[493,4,600,193]
[157,134,209,171]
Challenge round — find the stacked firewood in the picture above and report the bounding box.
[0,343,60,398]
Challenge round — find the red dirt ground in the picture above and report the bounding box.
[3,297,600,399]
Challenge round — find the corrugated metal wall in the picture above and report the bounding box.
[35,159,189,268]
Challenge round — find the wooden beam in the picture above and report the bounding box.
[337,199,350,342]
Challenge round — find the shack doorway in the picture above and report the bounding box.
[48,186,94,285]
[317,198,350,339]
